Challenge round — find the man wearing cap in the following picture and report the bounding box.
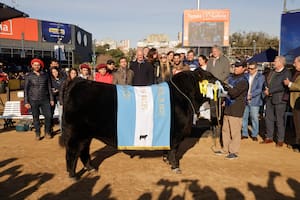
[24,58,54,140]
[215,61,248,159]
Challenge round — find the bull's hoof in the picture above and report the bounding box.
[84,166,98,174]
[163,156,170,164]
[69,175,79,181]
[172,168,182,174]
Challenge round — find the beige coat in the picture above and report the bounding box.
[289,75,300,109]
[112,67,134,85]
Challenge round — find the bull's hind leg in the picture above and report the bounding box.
[66,147,79,179]
[79,138,96,172]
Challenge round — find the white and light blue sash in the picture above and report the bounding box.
[116,83,171,150]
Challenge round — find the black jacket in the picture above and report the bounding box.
[267,67,292,104]
[129,60,154,86]
[51,76,65,102]
[224,73,249,117]
[24,71,53,104]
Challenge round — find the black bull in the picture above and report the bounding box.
[61,69,220,179]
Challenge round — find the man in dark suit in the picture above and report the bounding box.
[129,49,154,86]
[262,56,291,147]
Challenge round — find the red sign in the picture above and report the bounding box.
[0,18,38,41]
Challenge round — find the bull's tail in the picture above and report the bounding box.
[59,134,65,147]
[58,117,67,148]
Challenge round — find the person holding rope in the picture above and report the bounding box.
[214,61,248,160]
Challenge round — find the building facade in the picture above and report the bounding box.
[0,17,92,69]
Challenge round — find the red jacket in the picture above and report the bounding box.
[95,72,113,84]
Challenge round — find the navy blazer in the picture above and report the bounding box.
[245,72,265,106]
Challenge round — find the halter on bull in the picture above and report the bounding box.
[60,69,222,180]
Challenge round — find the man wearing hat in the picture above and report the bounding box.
[24,58,54,140]
[215,60,248,159]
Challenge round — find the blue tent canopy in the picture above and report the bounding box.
[247,47,278,63]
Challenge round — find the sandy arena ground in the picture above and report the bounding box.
[0,126,300,200]
[0,92,299,200]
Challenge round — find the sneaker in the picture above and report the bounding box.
[241,136,248,140]
[225,153,238,160]
[252,137,258,141]
[214,150,228,156]
[35,136,41,141]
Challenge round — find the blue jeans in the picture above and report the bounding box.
[242,105,260,138]
[30,99,52,136]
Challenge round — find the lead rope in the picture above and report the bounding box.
[170,77,198,125]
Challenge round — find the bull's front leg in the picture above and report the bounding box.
[162,150,170,164]
[168,147,182,174]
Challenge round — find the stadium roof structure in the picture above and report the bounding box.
[0,2,29,22]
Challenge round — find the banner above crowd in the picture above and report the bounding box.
[41,20,71,44]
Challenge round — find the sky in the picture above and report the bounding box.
[2,0,300,47]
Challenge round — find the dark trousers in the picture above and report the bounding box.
[30,100,52,136]
[265,98,287,142]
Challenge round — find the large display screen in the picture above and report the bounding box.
[183,9,230,47]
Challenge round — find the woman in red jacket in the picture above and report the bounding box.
[94,63,113,84]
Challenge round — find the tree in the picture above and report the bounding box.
[230,31,279,56]
[95,44,125,65]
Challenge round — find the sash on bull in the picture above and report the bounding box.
[60,68,223,180]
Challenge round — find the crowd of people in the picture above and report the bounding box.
[22,46,300,160]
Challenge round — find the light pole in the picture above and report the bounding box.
[253,40,256,55]
[57,25,63,67]
[283,0,287,13]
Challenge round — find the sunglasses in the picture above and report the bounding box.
[248,67,256,70]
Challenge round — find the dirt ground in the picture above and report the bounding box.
[0,92,300,200]
[0,125,299,200]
